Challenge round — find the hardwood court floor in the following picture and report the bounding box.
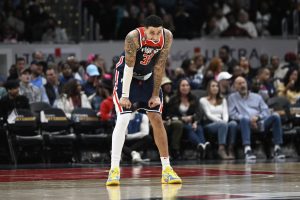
[0,160,300,200]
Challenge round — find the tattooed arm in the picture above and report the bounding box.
[152,29,173,97]
[120,30,139,108]
[124,30,139,67]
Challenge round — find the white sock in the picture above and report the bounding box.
[274,145,281,151]
[111,113,131,169]
[244,145,251,154]
[160,157,170,170]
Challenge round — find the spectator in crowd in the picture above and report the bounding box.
[200,80,237,159]
[161,76,173,105]
[284,52,298,68]
[236,9,258,38]
[252,67,276,102]
[239,56,255,83]
[30,61,46,88]
[32,51,45,62]
[257,53,270,69]
[15,57,26,76]
[122,111,152,163]
[7,64,18,81]
[82,64,100,98]
[228,76,285,161]
[193,54,206,87]
[0,80,29,122]
[277,68,300,105]
[41,17,68,43]
[216,71,233,98]
[44,66,61,106]
[256,2,271,36]
[206,57,223,80]
[90,84,104,112]
[201,16,221,38]
[29,60,49,102]
[167,79,209,159]
[218,45,238,73]
[232,65,243,80]
[220,12,251,38]
[215,7,229,32]
[98,79,114,122]
[19,67,45,104]
[55,79,91,118]
[162,76,183,160]
[180,58,202,89]
[88,54,106,77]
[67,55,84,83]
[59,62,74,87]
[271,55,288,81]
[97,79,115,132]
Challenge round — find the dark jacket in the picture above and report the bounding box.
[164,93,203,123]
[0,95,30,121]
[44,82,61,106]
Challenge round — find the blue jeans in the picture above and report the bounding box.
[238,114,283,145]
[204,121,237,145]
[184,124,206,146]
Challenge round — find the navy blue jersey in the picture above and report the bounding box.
[119,27,165,77]
[113,27,165,114]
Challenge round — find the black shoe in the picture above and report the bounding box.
[245,150,256,161]
[203,142,210,159]
[274,148,285,160]
[197,144,204,159]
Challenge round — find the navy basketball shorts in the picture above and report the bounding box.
[113,57,163,114]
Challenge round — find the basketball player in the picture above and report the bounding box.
[106,15,182,186]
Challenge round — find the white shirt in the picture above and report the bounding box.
[200,97,229,123]
[236,21,258,38]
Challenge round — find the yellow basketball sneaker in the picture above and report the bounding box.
[161,166,182,184]
[106,167,120,186]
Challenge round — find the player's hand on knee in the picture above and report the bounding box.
[148,96,161,108]
[120,97,132,109]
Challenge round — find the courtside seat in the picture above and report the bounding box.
[6,109,44,164]
[71,108,111,162]
[30,102,51,123]
[41,108,76,162]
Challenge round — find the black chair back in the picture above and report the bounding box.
[41,108,69,132]
[7,109,37,136]
[71,108,100,134]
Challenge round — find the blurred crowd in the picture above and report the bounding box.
[1,47,300,161]
[1,0,300,43]
[0,0,68,43]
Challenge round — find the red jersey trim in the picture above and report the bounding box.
[136,27,164,48]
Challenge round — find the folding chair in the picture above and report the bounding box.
[71,108,111,162]
[40,108,76,163]
[6,109,44,164]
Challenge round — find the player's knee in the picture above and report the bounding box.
[148,112,163,126]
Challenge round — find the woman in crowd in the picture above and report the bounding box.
[167,78,209,159]
[277,68,300,105]
[200,80,237,159]
[55,79,91,118]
